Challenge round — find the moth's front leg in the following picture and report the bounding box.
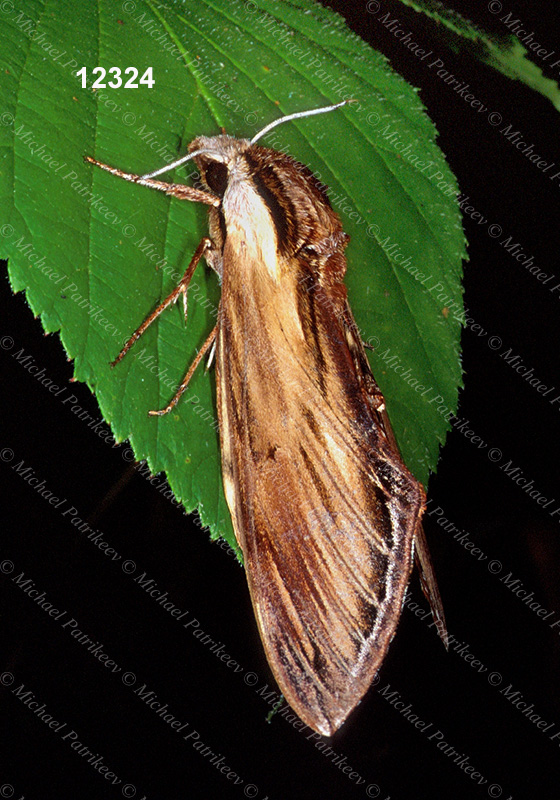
[84,156,219,207]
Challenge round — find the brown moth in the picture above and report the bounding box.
[86,102,445,736]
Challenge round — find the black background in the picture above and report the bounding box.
[2,1,560,798]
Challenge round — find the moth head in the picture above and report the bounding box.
[188,136,251,198]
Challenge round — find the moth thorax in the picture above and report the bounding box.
[222,176,280,282]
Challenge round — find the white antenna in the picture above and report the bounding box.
[139,100,351,180]
[250,100,350,144]
[140,148,208,180]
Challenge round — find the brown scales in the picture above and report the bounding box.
[86,115,446,736]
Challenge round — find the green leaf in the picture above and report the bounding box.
[0,0,466,553]
[393,0,560,111]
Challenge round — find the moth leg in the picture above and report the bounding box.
[84,156,220,207]
[112,237,214,367]
[149,324,218,416]
[414,523,448,648]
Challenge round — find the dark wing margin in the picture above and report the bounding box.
[342,305,447,649]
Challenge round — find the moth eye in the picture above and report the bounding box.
[204,161,229,196]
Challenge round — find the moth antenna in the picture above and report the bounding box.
[141,101,351,179]
[140,148,209,180]
[250,100,351,145]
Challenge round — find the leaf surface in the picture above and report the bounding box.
[0,0,466,551]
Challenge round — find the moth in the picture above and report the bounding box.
[86,101,445,736]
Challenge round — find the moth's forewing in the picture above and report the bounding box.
[194,141,425,736]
